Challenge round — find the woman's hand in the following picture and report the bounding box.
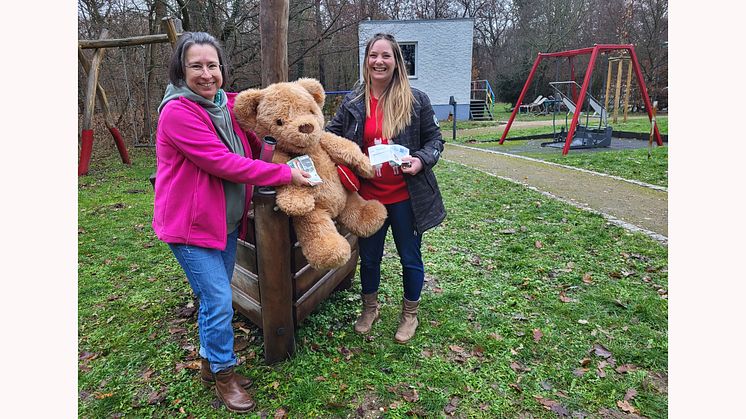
[290,167,313,186]
[400,156,423,175]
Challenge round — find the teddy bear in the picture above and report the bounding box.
[233,78,388,270]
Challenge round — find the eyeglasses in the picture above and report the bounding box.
[186,63,222,74]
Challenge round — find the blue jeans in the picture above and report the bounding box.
[359,199,424,301]
[169,228,239,373]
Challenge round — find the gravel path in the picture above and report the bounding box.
[442,143,668,243]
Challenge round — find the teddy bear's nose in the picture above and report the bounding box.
[299,123,314,134]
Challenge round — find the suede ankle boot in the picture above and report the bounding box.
[201,359,252,389]
[214,367,255,413]
[354,292,379,334]
[394,298,420,344]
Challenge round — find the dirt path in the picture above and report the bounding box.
[442,143,668,243]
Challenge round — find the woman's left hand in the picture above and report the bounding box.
[400,156,423,175]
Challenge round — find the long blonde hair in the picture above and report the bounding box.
[361,33,416,140]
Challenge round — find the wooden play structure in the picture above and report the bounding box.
[78,18,180,175]
[235,182,356,364]
[605,55,633,123]
[501,44,663,155]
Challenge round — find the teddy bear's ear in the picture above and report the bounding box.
[233,89,263,128]
[296,78,325,108]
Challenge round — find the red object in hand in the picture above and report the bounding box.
[336,165,360,192]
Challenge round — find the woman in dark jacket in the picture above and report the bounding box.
[326,32,446,343]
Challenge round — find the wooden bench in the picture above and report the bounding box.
[232,187,356,364]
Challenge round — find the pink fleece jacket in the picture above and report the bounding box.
[152,92,291,250]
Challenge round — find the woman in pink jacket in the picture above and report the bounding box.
[152,32,311,413]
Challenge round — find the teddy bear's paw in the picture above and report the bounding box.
[303,235,352,270]
[341,200,387,238]
[357,161,376,179]
[276,191,315,216]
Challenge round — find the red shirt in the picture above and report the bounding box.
[360,96,409,204]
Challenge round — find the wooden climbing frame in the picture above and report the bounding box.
[78,18,180,175]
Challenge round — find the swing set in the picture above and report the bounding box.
[78,18,180,175]
[500,44,663,155]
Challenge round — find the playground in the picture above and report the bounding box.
[77,18,668,418]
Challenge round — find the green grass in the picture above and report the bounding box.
[79,148,667,417]
[443,105,668,187]
[525,146,669,187]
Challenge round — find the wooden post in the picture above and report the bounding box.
[143,45,153,145]
[161,17,179,47]
[604,58,613,112]
[613,59,623,123]
[78,45,130,165]
[79,34,174,49]
[254,188,295,364]
[79,29,109,176]
[623,58,633,122]
[260,0,289,86]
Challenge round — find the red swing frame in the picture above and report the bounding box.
[499,44,663,155]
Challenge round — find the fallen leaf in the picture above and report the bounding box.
[168,327,187,335]
[616,400,639,414]
[274,407,288,418]
[449,345,465,353]
[234,336,249,352]
[443,396,460,415]
[79,351,98,361]
[179,360,201,372]
[540,380,553,390]
[573,368,589,377]
[582,273,593,284]
[147,387,167,405]
[580,358,592,367]
[402,388,419,402]
[472,346,485,357]
[314,376,326,381]
[624,388,637,401]
[510,361,530,372]
[615,364,639,374]
[533,328,543,343]
[500,228,517,234]
[597,361,607,378]
[578,319,589,324]
[559,291,576,303]
[535,240,543,249]
[590,343,613,359]
[93,392,114,400]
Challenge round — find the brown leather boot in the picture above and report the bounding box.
[200,359,252,389]
[214,367,255,413]
[354,292,379,334]
[394,298,419,344]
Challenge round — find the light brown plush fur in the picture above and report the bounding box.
[234,78,387,270]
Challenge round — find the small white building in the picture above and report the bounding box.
[358,19,475,122]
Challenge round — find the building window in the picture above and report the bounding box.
[400,42,416,77]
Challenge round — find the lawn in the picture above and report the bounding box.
[79,147,667,418]
[442,104,668,187]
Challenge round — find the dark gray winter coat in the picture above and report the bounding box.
[326,87,446,234]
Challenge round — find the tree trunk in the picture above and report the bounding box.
[315,0,325,87]
[260,0,289,86]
